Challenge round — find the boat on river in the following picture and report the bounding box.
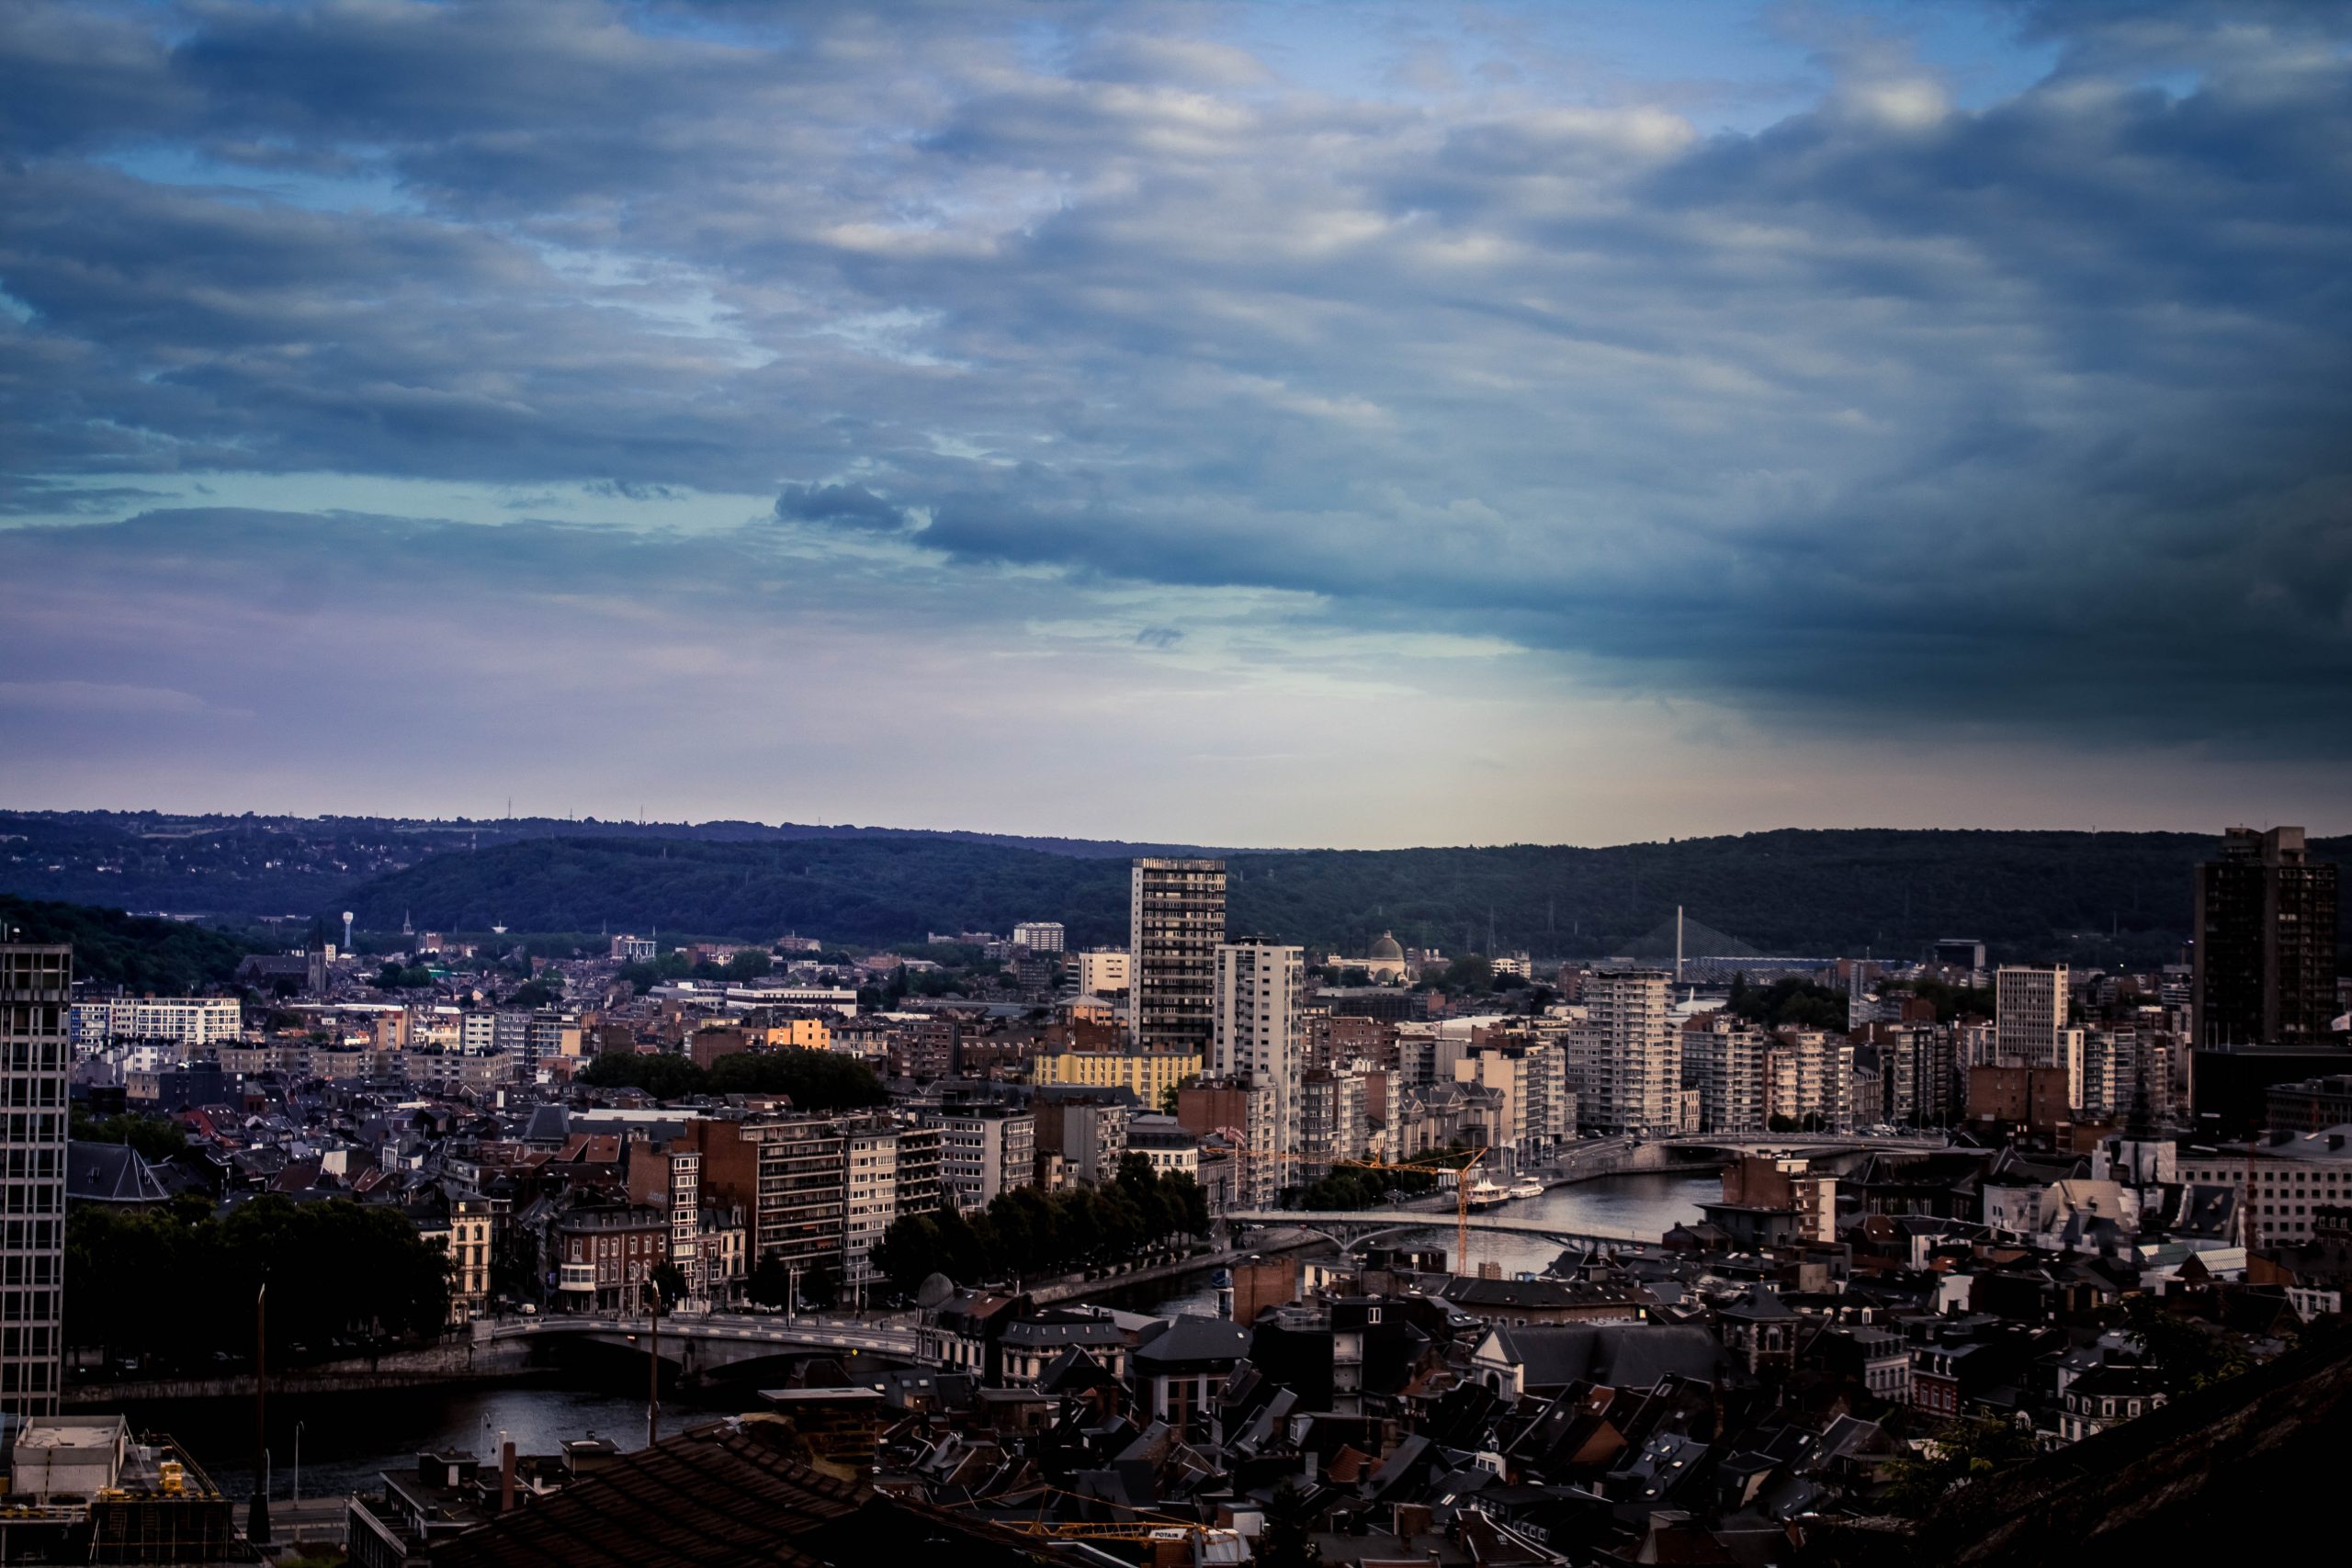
[1465,1179,1510,1209]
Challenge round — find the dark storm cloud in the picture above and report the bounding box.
[775,482,910,532]
[4,0,2350,767]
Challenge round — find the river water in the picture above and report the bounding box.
[106,1170,1717,1503]
[1120,1168,1718,1315]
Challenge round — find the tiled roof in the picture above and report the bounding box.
[430,1423,1046,1568]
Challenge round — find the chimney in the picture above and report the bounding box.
[501,1439,516,1512]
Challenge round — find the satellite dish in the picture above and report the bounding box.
[916,1272,956,1310]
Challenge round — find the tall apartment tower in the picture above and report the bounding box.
[1130,858,1226,1055]
[2195,826,2339,1046]
[1213,938,1305,1207]
[1577,968,1680,1134]
[1994,966,2070,1065]
[0,943,69,1422]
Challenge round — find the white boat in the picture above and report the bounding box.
[1509,1179,1544,1200]
[1466,1179,1510,1209]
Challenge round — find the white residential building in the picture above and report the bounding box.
[1012,921,1067,953]
[1762,1032,1857,1131]
[1215,938,1306,1204]
[1074,948,1133,996]
[1573,969,1680,1134]
[1996,965,2070,1066]
[68,997,241,1052]
[843,1122,900,1292]
[1683,1016,1770,1133]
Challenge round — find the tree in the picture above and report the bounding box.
[1882,1416,2041,1517]
[726,948,775,980]
[576,1051,708,1099]
[2125,1293,2254,1393]
[650,1261,690,1311]
[747,1254,794,1308]
[503,978,560,1009]
[703,1049,888,1110]
[67,1195,452,1364]
[872,1216,941,1295]
[70,1108,187,1163]
[799,1259,837,1310]
[1443,954,1493,992]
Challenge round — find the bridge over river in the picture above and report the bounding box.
[481,1312,920,1374]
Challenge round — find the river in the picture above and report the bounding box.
[1116,1168,1719,1315]
[105,1170,1717,1503]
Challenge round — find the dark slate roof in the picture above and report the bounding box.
[1445,1276,1648,1311]
[1133,1315,1251,1369]
[523,1104,571,1143]
[1000,1313,1126,1349]
[66,1141,171,1204]
[1486,1324,1724,1391]
[429,1423,1046,1568]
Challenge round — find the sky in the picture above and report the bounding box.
[3,0,2348,849]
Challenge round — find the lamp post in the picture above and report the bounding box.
[248,1280,271,1545]
[293,1420,303,1506]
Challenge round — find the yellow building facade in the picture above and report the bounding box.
[1033,1050,1202,1104]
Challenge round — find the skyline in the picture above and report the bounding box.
[1,802,2346,857]
[6,1,2351,846]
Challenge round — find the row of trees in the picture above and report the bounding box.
[575,1047,889,1109]
[1724,974,1853,1032]
[1295,1164,1440,1211]
[65,1195,452,1363]
[616,945,776,993]
[68,1107,187,1163]
[872,1155,1209,1292]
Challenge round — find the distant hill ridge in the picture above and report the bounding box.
[1,812,2338,969]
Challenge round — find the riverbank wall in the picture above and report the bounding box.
[66,1337,538,1405]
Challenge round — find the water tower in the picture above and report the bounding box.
[342,910,355,951]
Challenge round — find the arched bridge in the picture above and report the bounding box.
[481,1312,920,1373]
[1226,1209,1658,1253]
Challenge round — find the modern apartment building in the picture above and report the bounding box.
[1995,966,2070,1068]
[1452,1041,1572,1167]
[1682,1016,1769,1133]
[1214,938,1305,1200]
[1573,969,1680,1134]
[67,997,240,1051]
[842,1120,900,1292]
[1130,859,1226,1055]
[2195,826,2340,1046]
[675,1112,944,1287]
[922,1103,1036,1213]
[1012,921,1067,953]
[0,943,69,1418]
[1761,1032,1856,1132]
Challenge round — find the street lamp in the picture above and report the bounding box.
[293,1421,303,1505]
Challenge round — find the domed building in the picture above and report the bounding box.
[1331,931,1408,984]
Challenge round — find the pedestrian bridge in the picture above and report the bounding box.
[481,1312,921,1373]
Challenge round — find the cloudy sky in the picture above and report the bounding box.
[4,1,2347,847]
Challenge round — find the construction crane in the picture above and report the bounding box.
[997,1487,1245,1557]
[1453,1145,1487,1277]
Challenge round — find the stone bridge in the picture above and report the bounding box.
[481,1312,922,1376]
